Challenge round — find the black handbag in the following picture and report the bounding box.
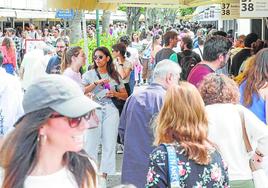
[111,85,125,115]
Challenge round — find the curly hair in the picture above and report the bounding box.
[198,73,240,105]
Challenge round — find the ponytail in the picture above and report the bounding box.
[61,48,68,74]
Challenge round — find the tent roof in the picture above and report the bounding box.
[47,0,117,11]
[47,0,237,10]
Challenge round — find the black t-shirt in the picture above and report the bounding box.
[230,48,251,76]
[155,48,176,64]
[177,50,202,63]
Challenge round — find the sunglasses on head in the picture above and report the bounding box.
[93,55,104,60]
[50,111,95,128]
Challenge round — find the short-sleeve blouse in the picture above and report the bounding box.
[82,69,124,104]
[146,143,229,188]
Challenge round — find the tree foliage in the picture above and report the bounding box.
[179,7,195,17]
[72,34,118,71]
[146,8,179,26]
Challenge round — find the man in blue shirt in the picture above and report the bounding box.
[46,38,67,74]
[119,59,181,188]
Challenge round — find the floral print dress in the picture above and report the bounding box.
[146,143,229,188]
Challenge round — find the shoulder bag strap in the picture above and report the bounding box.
[115,85,119,92]
[238,109,253,152]
[198,47,203,57]
[95,69,120,91]
[161,144,181,188]
[95,69,102,80]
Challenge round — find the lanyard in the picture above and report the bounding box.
[162,144,181,188]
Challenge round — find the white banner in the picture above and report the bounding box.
[240,0,268,17]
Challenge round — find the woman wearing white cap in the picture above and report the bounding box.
[0,75,101,188]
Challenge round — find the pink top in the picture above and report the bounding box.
[63,67,84,92]
[0,46,16,68]
[187,63,214,88]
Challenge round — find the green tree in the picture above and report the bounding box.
[146,8,179,26]
[179,7,195,17]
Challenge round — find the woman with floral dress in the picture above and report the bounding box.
[146,82,229,188]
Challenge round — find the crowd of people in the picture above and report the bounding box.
[0,21,268,188]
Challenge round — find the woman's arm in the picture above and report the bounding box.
[84,82,97,94]
[116,87,128,100]
[84,78,109,94]
[106,87,128,100]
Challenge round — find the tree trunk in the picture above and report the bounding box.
[127,7,142,35]
[127,18,134,35]
[146,8,178,27]
[134,19,139,31]
[69,11,82,44]
[102,10,112,35]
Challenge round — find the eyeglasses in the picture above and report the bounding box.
[50,111,94,128]
[93,55,104,60]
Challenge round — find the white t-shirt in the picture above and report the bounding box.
[114,59,132,84]
[82,69,124,103]
[0,160,98,188]
[126,46,140,67]
[193,46,204,60]
[21,49,47,90]
[206,103,268,181]
[24,167,78,188]
[0,68,24,135]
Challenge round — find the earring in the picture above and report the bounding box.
[43,135,47,142]
[37,135,47,144]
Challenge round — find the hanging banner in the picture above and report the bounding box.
[240,0,268,17]
[221,1,240,19]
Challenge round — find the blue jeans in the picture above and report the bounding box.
[129,70,135,94]
[85,103,120,174]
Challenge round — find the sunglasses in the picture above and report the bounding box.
[56,46,65,49]
[93,55,104,60]
[50,111,96,128]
